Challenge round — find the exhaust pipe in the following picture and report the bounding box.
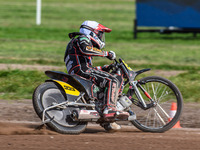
[71,109,136,122]
[71,109,100,121]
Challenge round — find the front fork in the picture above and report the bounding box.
[130,81,156,110]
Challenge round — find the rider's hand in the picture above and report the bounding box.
[107,51,116,60]
[102,65,109,72]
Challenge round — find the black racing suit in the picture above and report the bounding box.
[64,33,122,108]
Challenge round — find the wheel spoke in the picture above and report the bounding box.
[155,83,162,99]
[151,83,157,101]
[132,76,182,132]
[157,86,167,102]
[157,103,170,118]
[153,107,157,128]
[155,83,161,95]
[153,108,166,125]
[158,91,172,103]
[145,109,152,127]
[131,77,182,132]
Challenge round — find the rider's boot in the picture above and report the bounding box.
[101,122,121,132]
[102,79,130,121]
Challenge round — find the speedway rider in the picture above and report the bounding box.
[64,20,129,129]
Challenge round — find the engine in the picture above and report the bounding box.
[116,96,132,111]
[70,96,132,122]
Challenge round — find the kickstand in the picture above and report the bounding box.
[35,116,54,130]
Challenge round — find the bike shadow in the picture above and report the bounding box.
[83,125,142,134]
[28,123,142,135]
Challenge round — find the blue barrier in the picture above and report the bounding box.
[134,0,200,38]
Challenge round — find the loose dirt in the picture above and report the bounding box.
[0,63,64,71]
[0,123,200,150]
[0,99,200,150]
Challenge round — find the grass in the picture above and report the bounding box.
[0,69,199,102]
[170,71,200,103]
[0,70,46,100]
[0,0,200,102]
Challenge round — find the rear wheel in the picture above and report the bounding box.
[130,76,183,132]
[32,81,87,134]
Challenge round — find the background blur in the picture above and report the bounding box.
[0,0,200,102]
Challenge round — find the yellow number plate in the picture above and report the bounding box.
[53,80,80,96]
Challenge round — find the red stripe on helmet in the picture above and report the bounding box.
[96,24,112,33]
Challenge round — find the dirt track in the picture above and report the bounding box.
[0,99,200,150]
[0,122,200,150]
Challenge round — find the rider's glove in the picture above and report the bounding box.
[102,65,109,72]
[107,51,116,60]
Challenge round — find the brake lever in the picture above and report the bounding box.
[107,64,114,71]
[106,59,118,72]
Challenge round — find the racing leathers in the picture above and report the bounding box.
[64,33,122,117]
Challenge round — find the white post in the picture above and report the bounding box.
[36,0,41,25]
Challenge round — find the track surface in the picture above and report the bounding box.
[0,99,200,150]
[0,123,200,150]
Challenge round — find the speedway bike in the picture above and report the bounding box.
[32,58,183,134]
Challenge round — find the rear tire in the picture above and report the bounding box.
[32,81,87,134]
[130,76,183,133]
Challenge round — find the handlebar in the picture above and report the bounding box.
[114,58,118,63]
[105,58,123,72]
[106,59,119,71]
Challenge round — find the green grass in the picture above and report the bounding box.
[0,70,199,102]
[170,71,200,103]
[0,70,46,99]
[0,0,200,102]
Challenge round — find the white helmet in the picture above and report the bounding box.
[80,20,112,49]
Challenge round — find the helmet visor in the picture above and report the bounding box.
[98,31,105,42]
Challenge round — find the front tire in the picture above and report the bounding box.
[130,76,183,132]
[32,81,87,134]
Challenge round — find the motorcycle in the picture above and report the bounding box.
[32,58,183,134]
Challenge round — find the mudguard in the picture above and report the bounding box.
[53,80,80,96]
[45,71,98,99]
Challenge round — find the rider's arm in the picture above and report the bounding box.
[77,36,109,57]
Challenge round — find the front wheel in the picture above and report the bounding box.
[32,81,87,134]
[130,76,183,132]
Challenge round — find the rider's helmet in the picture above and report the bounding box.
[79,20,112,49]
